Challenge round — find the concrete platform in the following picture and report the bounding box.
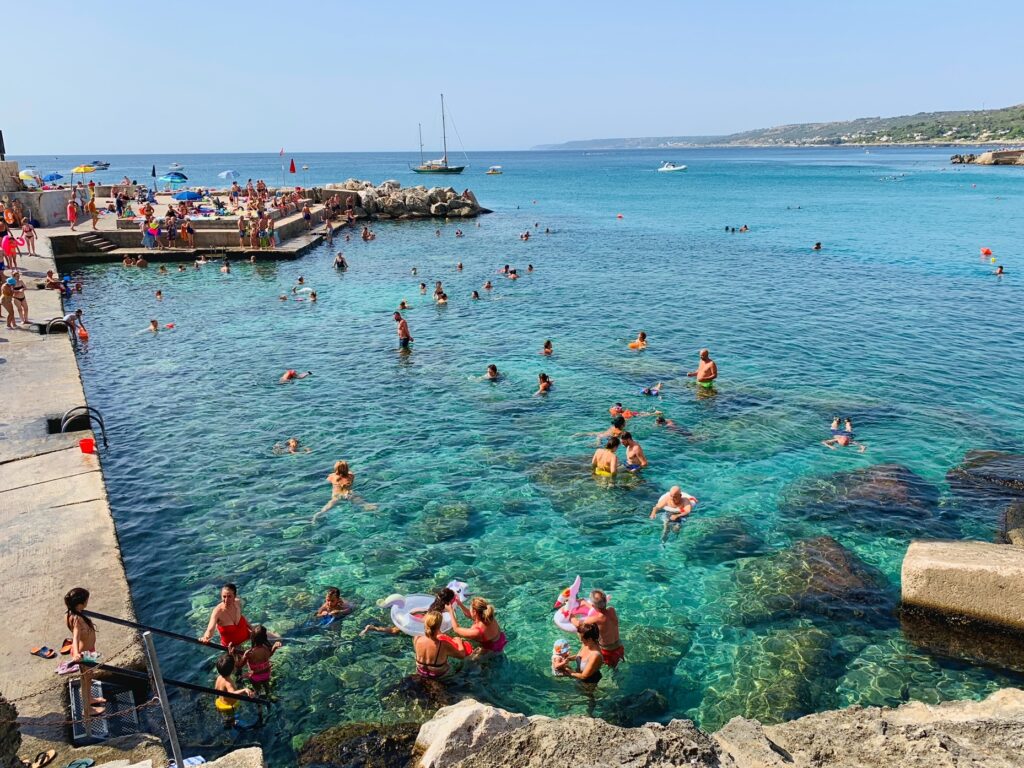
[902,539,1024,630]
[0,237,149,762]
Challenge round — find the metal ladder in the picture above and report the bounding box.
[60,405,109,448]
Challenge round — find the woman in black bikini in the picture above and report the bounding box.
[413,611,468,679]
[554,622,604,684]
[10,271,28,325]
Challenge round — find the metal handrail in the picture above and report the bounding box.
[45,316,73,338]
[61,405,109,448]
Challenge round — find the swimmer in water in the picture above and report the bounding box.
[591,436,619,477]
[158,265,168,275]
[687,348,718,389]
[823,417,867,452]
[641,382,662,396]
[279,369,313,384]
[221,260,230,274]
[279,295,288,302]
[317,587,353,619]
[437,293,448,305]
[471,290,480,300]
[273,437,311,455]
[541,340,553,356]
[334,253,348,270]
[148,319,159,333]
[418,282,427,295]
[177,264,186,272]
[994,265,1005,276]
[651,486,697,523]
[411,267,417,276]
[528,264,534,273]
[399,300,410,310]
[813,242,822,251]
[483,280,493,291]
[309,291,317,303]
[630,331,647,350]
[457,262,463,271]
[484,364,500,381]
[535,372,553,396]
[620,432,648,471]
[155,290,163,301]
[316,460,354,518]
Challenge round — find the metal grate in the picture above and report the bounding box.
[69,678,142,746]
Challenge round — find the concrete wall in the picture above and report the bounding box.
[12,190,73,228]
[0,160,22,194]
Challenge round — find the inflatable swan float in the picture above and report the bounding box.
[378,580,470,636]
[553,575,599,632]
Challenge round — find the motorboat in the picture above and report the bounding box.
[485,165,503,175]
[656,162,687,172]
[168,162,184,171]
[90,160,111,170]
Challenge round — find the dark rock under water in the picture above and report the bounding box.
[297,720,419,768]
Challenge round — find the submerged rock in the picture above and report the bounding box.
[947,450,1024,493]
[297,721,420,767]
[686,516,770,566]
[778,463,943,538]
[901,604,1024,674]
[409,501,476,544]
[728,536,889,625]
[698,624,834,729]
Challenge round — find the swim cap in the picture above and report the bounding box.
[553,639,570,655]
[63,276,71,282]
[5,278,14,285]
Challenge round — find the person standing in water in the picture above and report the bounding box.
[591,436,620,477]
[620,432,648,471]
[572,589,623,669]
[394,311,412,350]
[687,348,718,390]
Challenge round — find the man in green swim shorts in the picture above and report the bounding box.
[687,348,717,390]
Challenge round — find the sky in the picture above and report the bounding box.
[5,1,1023,154]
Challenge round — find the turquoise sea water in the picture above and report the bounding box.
[50,148,1024,764]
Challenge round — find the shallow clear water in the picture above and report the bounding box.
[60,148,1024,763]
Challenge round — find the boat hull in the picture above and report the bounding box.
[412,166,465,174]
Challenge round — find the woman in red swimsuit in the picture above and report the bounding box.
[447,597,508,654]
[200,583,251,649]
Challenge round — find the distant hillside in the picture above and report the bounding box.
[534,104,1024,149]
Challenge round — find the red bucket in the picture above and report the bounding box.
[79,437,95,454]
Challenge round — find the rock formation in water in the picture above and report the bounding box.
[312,180,487,220]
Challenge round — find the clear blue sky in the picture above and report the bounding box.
[6,1,1022,153]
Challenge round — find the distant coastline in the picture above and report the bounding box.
[534,140,1021,151]
[534,103,1024,151]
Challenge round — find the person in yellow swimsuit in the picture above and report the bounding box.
[214,653,254,728]
[591,436,620,477]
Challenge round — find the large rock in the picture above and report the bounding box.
[405,189,431,215]
[901,540,1024,630]
[298,721,419,768]
[451,715,719,768]
[1002,500,1024,546]
[430,202,449,217]
[698,624,834,729]
[762,687,1024,768]
[206,748,266,768]
[415,700,533,768]
[947,450,1024,494]
[728,536,888,624]
[901,607,1024,675]
[779,464,942,538]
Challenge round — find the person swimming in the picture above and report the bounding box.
[399,300,410,310]
[273,437,310,455]
[279,369,312,383]
[541,340,553,356]
[483,280,493,291]
[471,290,480,300]
[535,372,553,395]
[629,331,647,350]
[641,382,662,396]
[484,364,500,381]
[823,417,867,452]
[651,486,697,523]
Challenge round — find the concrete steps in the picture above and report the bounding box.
[77,232,119,253]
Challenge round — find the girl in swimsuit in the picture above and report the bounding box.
[242,624,281,721]
[554,622,604,684]
[200,583,252,652]
[65,587,106,719]
[2,280,15,329]
[20,219,36,256]
[447,597,508,655]
[413,611,469,679]
[10,272,28,324]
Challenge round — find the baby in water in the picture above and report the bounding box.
[552,639,576,676]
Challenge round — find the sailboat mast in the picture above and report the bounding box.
[418,123,424,166]
[441,93,448,167]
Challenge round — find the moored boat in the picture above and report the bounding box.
[411,95,467,174]
[485,165,503,175]
[656,162,687,173]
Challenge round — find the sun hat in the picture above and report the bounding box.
[6,277,15,285]
[552,639,570,655]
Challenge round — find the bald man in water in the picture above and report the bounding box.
[650,486,698,523]
[687,348,717,389]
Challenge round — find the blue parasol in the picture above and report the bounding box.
[173,190,203,201]
[42,173,64,182]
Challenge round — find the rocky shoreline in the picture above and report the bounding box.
[298,691,1024,768]
[310,179,490,221]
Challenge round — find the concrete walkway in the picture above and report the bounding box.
[0,238,149,764]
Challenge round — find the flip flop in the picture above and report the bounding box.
[60,638,73,655]
[30,647,56,659]
[55,661,80,675]
[31,750,56,768]
[65,759,95,768]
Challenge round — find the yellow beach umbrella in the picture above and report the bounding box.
[71,165,96,173]
[18,170,37,180]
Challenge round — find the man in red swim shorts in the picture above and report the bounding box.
[572,589,624,668]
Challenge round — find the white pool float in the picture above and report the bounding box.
[553,575,597,633]
[379,580,470,636]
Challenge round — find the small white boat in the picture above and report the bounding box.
[90,160,111,170]
[485,165,503,175]
[656,162,687,173]
[168,162,184,171]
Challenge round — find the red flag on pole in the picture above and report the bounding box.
[289,158,296,174]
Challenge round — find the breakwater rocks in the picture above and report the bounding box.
[311,180,489,220]
[300,693,1024,767]
[951,149,1024,165]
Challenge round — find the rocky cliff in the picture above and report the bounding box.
[299,691,1024,768]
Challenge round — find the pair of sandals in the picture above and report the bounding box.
[30,640,73,660]
[18,749,68,768]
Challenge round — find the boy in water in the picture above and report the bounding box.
[823,417,867,452]
[317,587,352,618]
[214,653,254,729]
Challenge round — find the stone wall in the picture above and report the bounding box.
[11,190,72,228]
[0,161,22,194]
